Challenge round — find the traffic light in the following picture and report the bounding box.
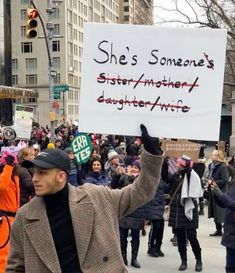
[26,8,39,39]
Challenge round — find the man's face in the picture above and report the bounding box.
[32,167,67,196]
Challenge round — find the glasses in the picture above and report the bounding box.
[34,149,39,151]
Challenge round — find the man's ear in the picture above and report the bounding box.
[57,171,67,183]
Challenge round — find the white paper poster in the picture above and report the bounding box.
[14,105,34,139]
[79,23,227,141]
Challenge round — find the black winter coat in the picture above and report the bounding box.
[207,161,229,222]
[168,173,199,229]
[18,163,35,207]
[215,182,235,249]
[143,179,165,220]
[111,174,145,229]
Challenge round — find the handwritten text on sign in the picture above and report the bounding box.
[79,24,227,141]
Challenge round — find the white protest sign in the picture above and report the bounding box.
[79,23,227,141]
[13,105,34,140]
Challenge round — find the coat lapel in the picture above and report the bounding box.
[25,198,61,273]
[68,185,94,266]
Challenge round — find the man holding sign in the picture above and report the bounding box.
[6,125,163,273]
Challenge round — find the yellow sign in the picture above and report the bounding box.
[0,86,38,99]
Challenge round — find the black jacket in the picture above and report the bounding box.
[215,182,235,249]
[143,179,166,220]
[18,163,35,207]
[168,173,199,229]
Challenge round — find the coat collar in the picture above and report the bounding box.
[25,184,94,272]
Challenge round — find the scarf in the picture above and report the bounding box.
[181,169,203,220]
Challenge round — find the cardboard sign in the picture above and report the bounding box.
[161,139,201,162]
[71,134,93,164]
[79,23,227,141]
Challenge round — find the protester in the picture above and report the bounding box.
[111,159,144,268]
[105,149,123,180]
[64,148,82,187]
[168,155,203,272]
[0,154,20,272]
[144,177,166,258]
[210,179,235,273]
[32,144,40,157]
[206,150,229,236]
[85,157,110,186]
[17,147,35,206]
[6,125,163,273]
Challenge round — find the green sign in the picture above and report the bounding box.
[53,84,69,92]
[53,90,61,99]
[71,134,93,164]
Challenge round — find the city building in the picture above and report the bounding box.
[119,0,153,25]
[11,0,153,127]
[0,1,13,125]
[11,0,119,126]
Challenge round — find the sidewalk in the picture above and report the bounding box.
[128,210,225,273]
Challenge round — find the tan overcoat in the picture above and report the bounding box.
[6,149,163,273]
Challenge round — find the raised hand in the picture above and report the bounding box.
[140,124,163,155]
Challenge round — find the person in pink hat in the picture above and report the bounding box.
[168,155,203,272]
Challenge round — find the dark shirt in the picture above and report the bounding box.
[44,184,82,273]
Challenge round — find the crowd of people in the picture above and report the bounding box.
[0,124,235,272]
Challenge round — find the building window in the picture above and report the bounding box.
[12,59,18,70]
[52,8,60,19]
[53,57,60,69]
[21,26,26,37]
[68,105,73,115]
[21,42,32,53]
[52,41,60,52]
[53,24,60,35]
[12,75,18,85]
[29,98,37,103]
[20,9,27,20]
[124,6,129,12]
[54,73,60,84]
[79,47,83,57]
[26,58,37,69]
[124,15,129,21]
[21,0,29,4]
[26,74,37,85]
[74,75,78,86]
[68,74,73,85]
[74,60,78,71]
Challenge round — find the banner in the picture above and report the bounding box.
[79,23,227,141]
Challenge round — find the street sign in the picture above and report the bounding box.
[53,84,69,92]
[53,90,61,99]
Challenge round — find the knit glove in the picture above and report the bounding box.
[140,124,163,155]
[5,155,15,166]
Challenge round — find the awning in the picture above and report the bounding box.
[0,85,38,99]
